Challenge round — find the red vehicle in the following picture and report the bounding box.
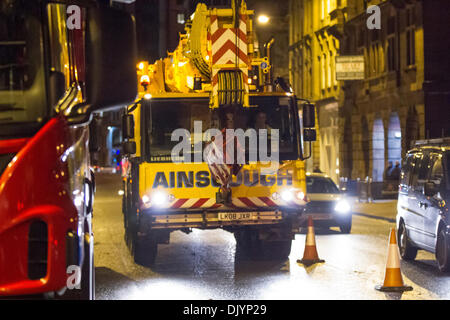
[0,0,137,299]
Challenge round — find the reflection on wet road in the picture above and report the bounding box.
[94,174,450,300]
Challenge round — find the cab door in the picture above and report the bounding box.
[406,152,429,246]
[422,153,445,250]
[398,153,414,235]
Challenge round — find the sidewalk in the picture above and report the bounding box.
[350,197,397,222]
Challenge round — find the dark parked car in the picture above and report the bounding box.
[396,138,450,272]
[305,173,353,233]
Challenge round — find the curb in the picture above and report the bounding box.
[353,212,396,223]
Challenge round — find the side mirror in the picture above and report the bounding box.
[123,141,136,155]
[303,129,317,142]
[85,6,137,111]
[303,103,316,128]
[122,114,135,140]
[424,181,438,197]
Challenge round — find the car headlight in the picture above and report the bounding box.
[335,199,351,214]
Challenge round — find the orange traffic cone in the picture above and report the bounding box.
[297,216,325,266]
[375,228,413,292]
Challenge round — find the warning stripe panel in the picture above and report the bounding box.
[192,198,209,208]
[165,197,304,210]
[259,196,277,207]
[212,41,248,65]
[211,28,248,48]
[171,198,189,209]
[238,197,258,208]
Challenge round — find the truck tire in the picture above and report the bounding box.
[133,233,158,267]
[78,239,95,300]
[339,216,352,234]
[235,229,292,261]
[259,240,292,260]
[124,198,158,267]
[64,238,95,300]
[398,221,418,261]
[436,228,450,273]
[123,190,133,248]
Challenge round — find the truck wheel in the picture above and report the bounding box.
[436,228,450,273]
[234,229,259,260]
[398,221,418,261]
[80,239,95,300]
[133,232,158,267]
[235,229,292,261]
[339,216,352,234]
[124,193,136,251]
[259,240,292,260]
[66,239,94,300]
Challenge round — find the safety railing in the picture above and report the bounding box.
[340,177,399,202]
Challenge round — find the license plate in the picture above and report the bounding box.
[218,212,253,221]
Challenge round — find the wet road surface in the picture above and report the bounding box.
[93,173,450,300]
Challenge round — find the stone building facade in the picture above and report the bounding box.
[289,0,343,183]
[289,0,450,183]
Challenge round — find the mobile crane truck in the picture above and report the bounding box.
[121,0,317,266]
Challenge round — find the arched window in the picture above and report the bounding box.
[372,117,385,181]
[388,112,402,164]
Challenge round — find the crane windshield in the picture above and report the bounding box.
[143,96,300,163]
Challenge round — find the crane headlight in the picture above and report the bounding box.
[140,75,150,87]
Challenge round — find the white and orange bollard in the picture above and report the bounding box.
[297,216,325,266]
[375,228,413,292]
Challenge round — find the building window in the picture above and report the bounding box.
[321,54,327,90]
[177,13,185,25]
[327,51,332,88]
[406,7,415,66]
[306,46,312,98]
[387,16,396,35]
[387,36,396,71]
[357,28,365,48]
[406,29,415,66]
[386,15,396,72]
[321,0,326,20]
[321,54,326,91]
[362,48,369,78]
[327,0,333,14]
[378,43,385,73]
[369,45,375,76]
[370,29,380,42]
[330,50,337,86]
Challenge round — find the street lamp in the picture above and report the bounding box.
[257,14,270,24]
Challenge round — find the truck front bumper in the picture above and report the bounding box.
[0,205,77,297]
[144,208,303,229]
